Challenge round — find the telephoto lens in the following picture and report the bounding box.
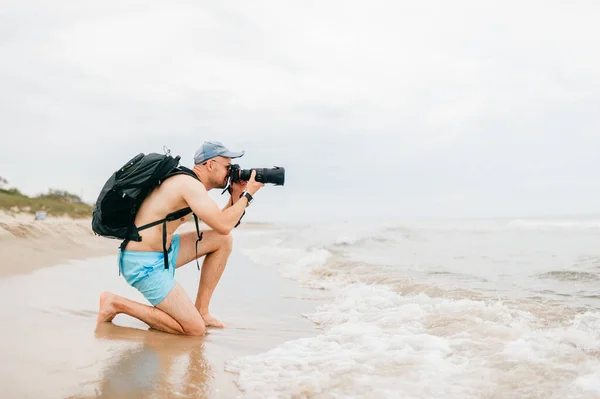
[230,165,285,186]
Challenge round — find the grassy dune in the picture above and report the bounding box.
[0,189,93,218]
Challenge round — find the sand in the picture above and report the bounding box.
[0,213,323,398]
[0,211,116,277]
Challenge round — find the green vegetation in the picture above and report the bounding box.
[0,177,93,218]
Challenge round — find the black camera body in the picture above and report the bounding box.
[230,164,285,186]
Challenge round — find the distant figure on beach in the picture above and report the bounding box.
[97,141,263,335]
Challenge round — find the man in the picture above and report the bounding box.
[97,141,263,336]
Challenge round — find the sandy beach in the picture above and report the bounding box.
[0,212,117,277]
[0,213,323,398]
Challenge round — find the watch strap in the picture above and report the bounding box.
[239,191,253,205]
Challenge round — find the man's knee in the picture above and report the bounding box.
[182,317,206,336]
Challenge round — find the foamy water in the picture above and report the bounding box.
[227,218,600,399]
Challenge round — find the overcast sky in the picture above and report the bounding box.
[1,0,599,223]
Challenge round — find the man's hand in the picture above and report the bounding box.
[230,170,264,200]
[245,170,264,196]
[230,179,247,200]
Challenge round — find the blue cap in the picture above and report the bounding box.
[193,141,245,164]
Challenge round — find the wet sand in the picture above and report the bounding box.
[0,217,323,398]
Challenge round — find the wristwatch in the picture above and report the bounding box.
[239,191,253,206]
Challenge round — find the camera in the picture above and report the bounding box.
[229,164,285,186]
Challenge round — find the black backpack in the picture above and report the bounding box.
[92,151,203,271]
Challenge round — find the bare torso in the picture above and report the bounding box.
[125,175,199,252]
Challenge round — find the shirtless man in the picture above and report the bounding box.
[97,141,263,335]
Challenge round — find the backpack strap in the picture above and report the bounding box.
[130,207,192,269]
[118,239,128,276]
[193,214,203,270]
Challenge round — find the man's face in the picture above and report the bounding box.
[210,156,232,188]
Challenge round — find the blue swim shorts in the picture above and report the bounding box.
[119,234,181,306]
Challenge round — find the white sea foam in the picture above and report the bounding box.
[227,285,469,399]
[572,367,600,397]
[228,281,600,398]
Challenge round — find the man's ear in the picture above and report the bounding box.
[200,161,211,171]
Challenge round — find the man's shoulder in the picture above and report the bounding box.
[164,173,206,193]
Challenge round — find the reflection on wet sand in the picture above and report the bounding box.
[73,323,212,399]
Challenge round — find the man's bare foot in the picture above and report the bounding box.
[97,291,119,323]
[201,313,227,328]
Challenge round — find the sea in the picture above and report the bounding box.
[225,217,600,399]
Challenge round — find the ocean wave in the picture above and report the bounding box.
[233,223,600,398]
[227,283,600,398]
[242,246,334,287]
[226,285,469,399]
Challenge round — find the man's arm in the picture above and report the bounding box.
[221,193,240,210]
[181,182,249,235]
[222,195,233,210]
[222,179,249,210]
